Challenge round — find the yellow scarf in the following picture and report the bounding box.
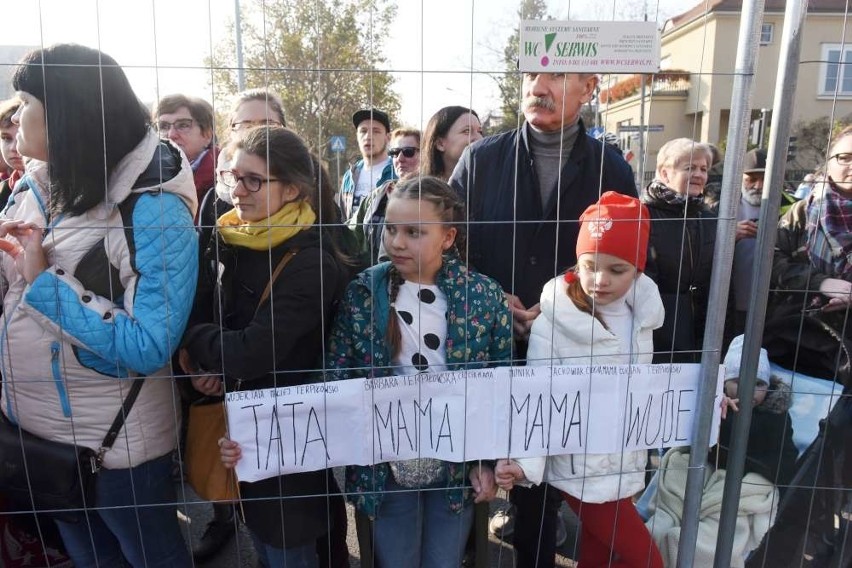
[218,200,317,250]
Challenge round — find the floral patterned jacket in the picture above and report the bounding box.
[326,254,512,517]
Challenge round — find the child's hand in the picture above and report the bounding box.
[469,464,497,503]
[720,395,739,420]
[495,458,526,491]
[505,293,541,340]
[219,437,242,469]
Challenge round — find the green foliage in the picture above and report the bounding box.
[494,0,549,133]
[207,0,400,167]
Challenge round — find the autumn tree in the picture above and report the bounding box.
[790,114,852,170]
[493,0,549,133]
[208,0,400,170]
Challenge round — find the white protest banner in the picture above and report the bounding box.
[226,380,367,483]
[504,366,593,458]
[519,20,660,74]
[365,371,466,464]
[226,364,723,483]
[621,364,723,451]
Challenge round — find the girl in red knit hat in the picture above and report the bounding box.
[496,191,665,568]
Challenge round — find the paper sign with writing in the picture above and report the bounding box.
[365,371,468,464]
[226,380,366,483]
[519,20,660,73]
[226,364,723,483]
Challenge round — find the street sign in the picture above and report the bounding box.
[330,136,346,153]
[588,126,604,138]
[617,124,664,133]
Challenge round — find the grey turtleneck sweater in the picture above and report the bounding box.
[527,121,580,211]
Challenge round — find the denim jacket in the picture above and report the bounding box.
[326,254,512,517]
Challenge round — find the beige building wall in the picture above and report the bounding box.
[602,9,852,176]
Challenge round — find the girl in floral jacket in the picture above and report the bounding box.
[326,175,512,567]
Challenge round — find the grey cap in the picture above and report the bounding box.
[743,149,767,174]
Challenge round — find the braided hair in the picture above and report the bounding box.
[384,175,467,357]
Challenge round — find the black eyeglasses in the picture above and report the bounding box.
[830,152,852,166]
[389,147,419,158]
[156,118,195,135]
[220,171,280,193]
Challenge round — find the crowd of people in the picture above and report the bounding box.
[0,43,849,568]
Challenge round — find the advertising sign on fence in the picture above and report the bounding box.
[519,20,660,74]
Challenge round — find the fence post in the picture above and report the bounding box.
[712,1,810,566]
[675,1,766,566]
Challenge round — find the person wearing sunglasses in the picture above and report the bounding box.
[388,131,421,179]
[349,128,421,266]
[154,94,218,209]
[180,126,350,568]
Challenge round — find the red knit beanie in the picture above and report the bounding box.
[576,191,650,271]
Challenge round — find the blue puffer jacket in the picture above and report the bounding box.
[326,255,512,517]
[0,129,198,470]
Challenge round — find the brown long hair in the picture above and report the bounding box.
[384,175,467,357]
[420,106,479,179]
[564,268,609,330]
[236,127,355,266]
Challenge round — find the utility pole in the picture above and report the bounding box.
[234,0,245,90]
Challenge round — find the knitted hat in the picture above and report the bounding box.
[576,191,650,271]
[724,335,771,383]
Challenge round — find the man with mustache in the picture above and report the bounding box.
[450,72,635,567]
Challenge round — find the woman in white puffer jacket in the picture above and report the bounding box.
[1,44,197,568]
[497,192,665,568]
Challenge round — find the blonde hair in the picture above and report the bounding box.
[655,138,713,177]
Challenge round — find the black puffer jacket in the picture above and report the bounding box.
[182,227,344,549]
[450,121,636,309]
[709,379,799,491]
[642,184,717,363]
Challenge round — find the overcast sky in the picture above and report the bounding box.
[2,0,685,129]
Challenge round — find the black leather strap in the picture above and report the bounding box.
[99,379,144,456]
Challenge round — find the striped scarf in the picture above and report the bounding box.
[805,179,852,279]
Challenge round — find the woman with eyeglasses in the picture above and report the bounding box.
[772,125,852,315]
[755,125,852,567]
[196,89,287,244]
[154,94,218,210]
[1,44,197,567]
[421,106,483,181]
[179,126,349,568]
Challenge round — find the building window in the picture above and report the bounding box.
[821,44,852,96]
[760,23,774,45]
